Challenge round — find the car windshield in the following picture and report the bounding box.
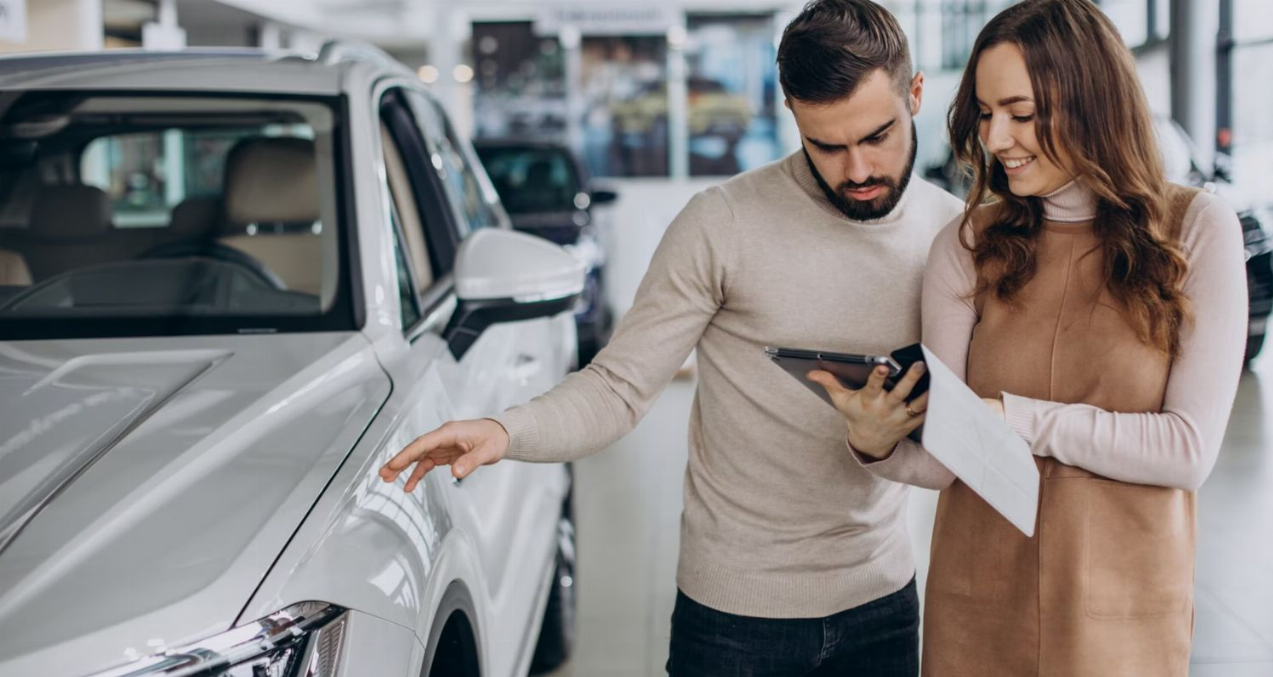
[475,145,583,214]
[0,92,354,339]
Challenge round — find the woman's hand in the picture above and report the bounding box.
[807,363,928,461]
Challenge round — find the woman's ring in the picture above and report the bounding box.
[905,403,920,418]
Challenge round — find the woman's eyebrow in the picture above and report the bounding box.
[977,95,1035,106]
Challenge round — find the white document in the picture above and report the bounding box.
[920,345,1040,536]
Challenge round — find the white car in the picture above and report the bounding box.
[0,43,582,677]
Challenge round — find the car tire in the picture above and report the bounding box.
[576,305,613,369]
[1245,332,1266,370]
[577,338,598,369]
[529,474,577,674]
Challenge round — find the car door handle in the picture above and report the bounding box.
[512,353,541,382]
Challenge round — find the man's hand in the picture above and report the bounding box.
[379,419,511,492]
[806,363,928,461]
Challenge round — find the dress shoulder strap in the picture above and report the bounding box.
[1161,183,1202,242]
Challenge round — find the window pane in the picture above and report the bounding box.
[1154,0,1170,39]
[1231,42,1273,185]
[1101,0,1149,48]
[685,14,781,176]
[472,22,567,139]
[583,36,670,177]
[1234,0,1273,43]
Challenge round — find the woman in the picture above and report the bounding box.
[808,0,1248,674]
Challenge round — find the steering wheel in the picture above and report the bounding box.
[140,241,287,291]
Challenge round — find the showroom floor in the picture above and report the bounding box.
[545,181,1273,676]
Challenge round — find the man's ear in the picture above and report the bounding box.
[909,71,924,116]
[783,97,792,111]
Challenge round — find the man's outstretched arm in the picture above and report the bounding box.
[381,188,735,487]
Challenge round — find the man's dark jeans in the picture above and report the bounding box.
[666,577,920,676]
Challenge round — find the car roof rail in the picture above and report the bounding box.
[317,39,410,74]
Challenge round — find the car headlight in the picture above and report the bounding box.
[87,602,347,677]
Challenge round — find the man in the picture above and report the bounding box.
[381,1,963,674]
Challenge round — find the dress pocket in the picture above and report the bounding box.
[1084,479,1194,619]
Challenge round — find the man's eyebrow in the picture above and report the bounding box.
[857,118,896,143]
[805,136,843,148]
[805,119,898,148]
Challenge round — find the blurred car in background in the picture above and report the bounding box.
[1155,116,1273,367]
[922,118,1273,368]
[475,138,618,366]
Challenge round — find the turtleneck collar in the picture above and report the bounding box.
[1041,179,1097,223]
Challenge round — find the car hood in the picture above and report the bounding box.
[0,333,390,677]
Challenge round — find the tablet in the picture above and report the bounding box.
[764,343,930,408]
[765,344,929,442]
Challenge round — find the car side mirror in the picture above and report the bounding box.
[445,228,586,360]
[589,188,618,206]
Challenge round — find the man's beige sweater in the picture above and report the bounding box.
[493,151,963,618]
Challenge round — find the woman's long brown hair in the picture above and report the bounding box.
[949,0,1192,356]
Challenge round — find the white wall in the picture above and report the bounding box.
[0,0,103,54]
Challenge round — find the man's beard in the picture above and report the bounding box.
[803,121,918,221]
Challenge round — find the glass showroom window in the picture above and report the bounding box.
[684,13,781,177]
[1230,0,1273,186]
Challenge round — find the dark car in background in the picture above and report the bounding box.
[922,118,1273,368]
[1155,117,1273,367]
[475,139,618,366]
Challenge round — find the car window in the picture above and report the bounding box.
[389,199,422,330]
[404,91,504,238]
[82,127,280,228]
[0,92,353,340]
[473,145,584,215]
[379,121,435,294]
[381,88,457,333]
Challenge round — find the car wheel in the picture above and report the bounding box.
[576,338,598,369]
[529,478,577,674]
[576,306,613,369]
[1245,332,1266,370]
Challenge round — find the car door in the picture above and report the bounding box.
[373,83,570,676]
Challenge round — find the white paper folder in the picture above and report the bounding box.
[919,345,1040,536]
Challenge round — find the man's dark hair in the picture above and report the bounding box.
[777,0,913,104]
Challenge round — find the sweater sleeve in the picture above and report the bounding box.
[490,188,734,463]
[850,214,969,490]
[1000,194,1248,490]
